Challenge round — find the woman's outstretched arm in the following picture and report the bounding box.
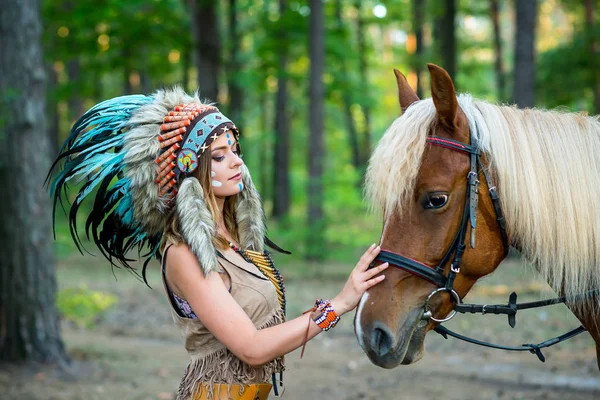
[166,243,388,367]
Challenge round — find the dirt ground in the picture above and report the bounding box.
[1,254,600,400]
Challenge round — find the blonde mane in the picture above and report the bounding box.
[366,94,600,300]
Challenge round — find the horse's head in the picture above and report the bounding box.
[355,64,508,368]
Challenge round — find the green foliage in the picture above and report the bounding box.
[43,0,191,99]
[43,0,598,266]
[57,286,118,328]
[537,27,597,111]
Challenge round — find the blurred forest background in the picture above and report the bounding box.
[2,0,600,388]
[39,0,599,262]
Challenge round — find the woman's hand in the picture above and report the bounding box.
[331,244,388,316]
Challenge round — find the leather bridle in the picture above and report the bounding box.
[373,128,598,362]
[375,131,509,322]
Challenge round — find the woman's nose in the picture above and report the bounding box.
[231,153,243,167]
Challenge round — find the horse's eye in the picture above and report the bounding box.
[424,194,448,209]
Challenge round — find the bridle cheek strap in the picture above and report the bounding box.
[374,134,509,293]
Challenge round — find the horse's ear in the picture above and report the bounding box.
[427,64,458,129]
[394,68,419,114]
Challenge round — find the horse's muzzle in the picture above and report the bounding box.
[358,307,427,368]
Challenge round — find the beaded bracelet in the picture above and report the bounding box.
[300,298,341,358]
[312,299,340,331]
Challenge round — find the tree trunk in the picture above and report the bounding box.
[433,0,456,80]
[123,47,133,94]
[491,0,506,102]
[66,59,84,122]
[272,0,291,219]
[47,63,60,158]
[182,45,191,92]
[140,70,152,93]
[354,0,372,168]
[191,0,221,102]
[0,0,68,364]
[412,0,424,98]
[307,0,325,261]
[260,92,270,203]
[513,0,537,108]
[334,0,361,171]
[227,0,243,124]
[584,0,600,115]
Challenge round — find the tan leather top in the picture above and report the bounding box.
[161,245,285,398]
[162,246,281,357]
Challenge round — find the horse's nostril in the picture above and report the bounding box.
[373,327,393,357]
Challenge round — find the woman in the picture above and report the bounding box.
[48,87,388,400]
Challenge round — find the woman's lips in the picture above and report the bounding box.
[229,172,242,181]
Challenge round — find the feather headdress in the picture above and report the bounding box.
[47,87,266,281]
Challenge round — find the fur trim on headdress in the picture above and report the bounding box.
[176,177,220,275]
[236,165,265,253]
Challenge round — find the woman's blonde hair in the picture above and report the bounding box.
[161,147,239,252]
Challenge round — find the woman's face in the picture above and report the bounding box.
[210,130,244,198]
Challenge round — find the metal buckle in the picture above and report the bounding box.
[422,287,462,323]
[467,170,478,183]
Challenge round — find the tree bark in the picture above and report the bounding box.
[227,0,243,124]
[123,47,133,94]
[513,0,537,108]
[354,0,372,167]
[47,63,60,159]
[412,0,425,98]
[0,0,68,363]
[585,0,600,115]
[140,70,152,93]
[491,0,506,102]
[66,59,84,121]
[191,0,221,102]
[260,92,270,204]
[433,0,456,80]
[272,0,291,219]
[182,45,191,92]
[334,0,361,172]
[307,0,325,261]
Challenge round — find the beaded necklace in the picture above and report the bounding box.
[229,242,286,315]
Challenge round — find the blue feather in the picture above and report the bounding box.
[77,135,125,157]
[115,195,134,225]
[108,179,130,204]
[48,93,159,279]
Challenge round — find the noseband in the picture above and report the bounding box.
[373,130,598,362]
[375,131,509,321]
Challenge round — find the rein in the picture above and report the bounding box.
[374,131,596,362]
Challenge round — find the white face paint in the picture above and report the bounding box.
[210,131,244,198]
[211,170,223,188]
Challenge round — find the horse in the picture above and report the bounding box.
[354,63,600,370]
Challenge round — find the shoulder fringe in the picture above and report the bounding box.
[175,310,285,400]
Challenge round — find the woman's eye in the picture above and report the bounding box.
[213,156,225,162]
[424,194,448,209]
